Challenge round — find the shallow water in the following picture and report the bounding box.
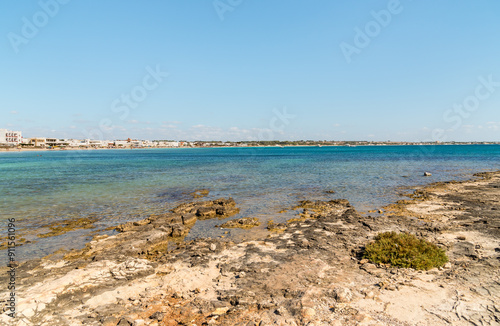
[1,145,499,263]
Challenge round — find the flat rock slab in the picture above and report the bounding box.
[218,217,261,229]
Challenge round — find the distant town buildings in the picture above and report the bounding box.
[14,138,184,149]
[0,129,186,149]
[0,129,22,145]
[0,128,498,149]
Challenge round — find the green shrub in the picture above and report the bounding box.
[363,232,448,270]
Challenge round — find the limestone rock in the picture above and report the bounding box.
[182,213,197,225]
[117,317,134,326]
[219,217,260,229]
[171,224,189,237]
[197,207,217,219]
[149,311,165,321]
[101,316,119,326]
[334,287,352,303]
[301,307,316,319]
[212,307,229,315]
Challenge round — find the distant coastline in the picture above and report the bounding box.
[0,142,500,153]
[1,141,499,153]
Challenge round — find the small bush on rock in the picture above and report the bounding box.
[363,232,448,270]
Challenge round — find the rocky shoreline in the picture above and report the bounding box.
[1,171,499,325]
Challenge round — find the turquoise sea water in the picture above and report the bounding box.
[1,145,499,263]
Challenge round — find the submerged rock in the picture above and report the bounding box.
[37,216,99,238]
[267,220,287,232]
[190,188,209,198]
[218,217,261,229]
[172,197,239,219]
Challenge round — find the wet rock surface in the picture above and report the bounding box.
[217,217,261,229]
[1,172,499,325]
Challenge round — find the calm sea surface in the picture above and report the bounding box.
[1,145,499,262]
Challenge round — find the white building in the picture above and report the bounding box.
[67,139,83,148]
[0,129,22,146]
[87,139,108,148]
[28,138,46,147]
[46,138,72,147]
[142,140,155,147]
[114,140,131,148]
[157,141,179,147]
[130,140,142,147]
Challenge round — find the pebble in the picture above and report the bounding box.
[334,287,352,303]
[23,308,35,318]
[275,306,288,316]
[301,307,316,319]
[117,317,134,326]
[149,311,165,321]
[386,284,397,291]
[212,307,229,315]
[355,313,373,324]
[364,291,375,299]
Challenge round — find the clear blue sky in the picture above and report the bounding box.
[1,0,499,141]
